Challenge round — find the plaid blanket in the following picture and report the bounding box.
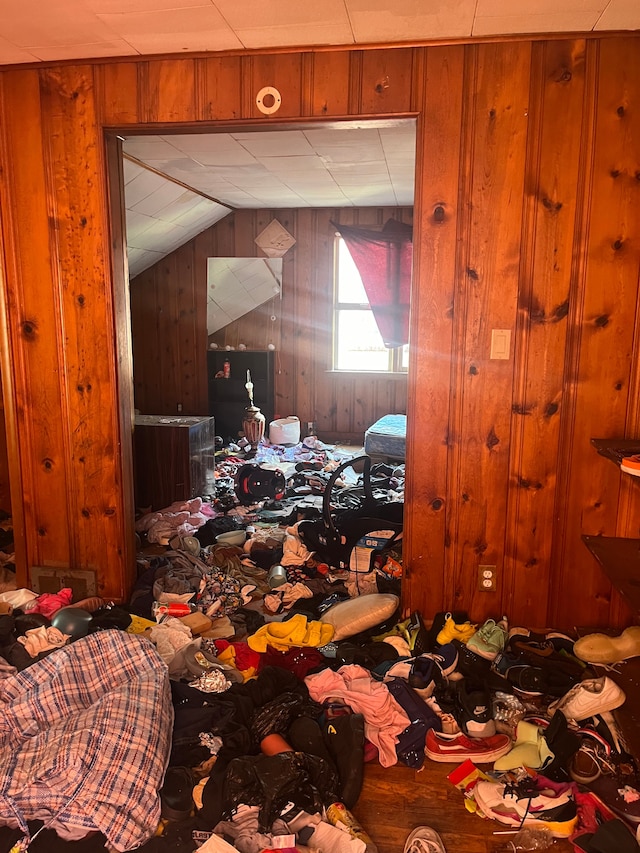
[0,630,173,850]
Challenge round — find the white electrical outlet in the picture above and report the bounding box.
[478,565,497,592]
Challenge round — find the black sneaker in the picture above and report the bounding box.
[455,679,496,738]
[160,767,195,822]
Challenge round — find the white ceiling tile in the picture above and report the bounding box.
[0,36,40,63]
[212,0,354,46]
[345,0,475,41]
[303,128,383,148]
[128,248,165,278]
[477,0,604,15]
[88,0,210,12]
[0,1,124,48]
[125,210,157,241]
[263,156,329,174]
[124,169,167,206]
[96,6,243,52]
[230,21,354,48]
[30,39,138,60]
[130,182,187,216]
[124,138,182,160]
[162,133,236,152]
[595,0,640,29]
[472,11,601,34]
[235,131,315,158]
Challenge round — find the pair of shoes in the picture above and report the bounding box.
[574,626,640,664]
[408,644,459,691]
[454,679,495,738]
[425,729,512,763]
[508,638,585,677]
[473,775,578,838]
[508,626,576,654]
[569,741,614,784]
[403,826,446,853]
[547,676,626,722]
[466,617,508,661]
[436,613,477,645]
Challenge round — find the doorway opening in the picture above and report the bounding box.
[113,118,416,592]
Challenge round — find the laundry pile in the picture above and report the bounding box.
[0,575,639,853]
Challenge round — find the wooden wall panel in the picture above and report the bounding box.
[38,66,128,596]
[551,38,640,627]
[449,42,531,618]
[505,40,587,625]
[0,40,639,625]
[197,56,242,121]
[0,372,10,513]
[404,45,464,618]
[142,59,197,123]
[0,70,72,571]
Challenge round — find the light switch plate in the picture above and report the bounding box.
[490,329,511,359]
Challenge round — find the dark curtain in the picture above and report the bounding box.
[333,218,412,348]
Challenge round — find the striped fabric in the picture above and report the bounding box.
[0,630,173,851]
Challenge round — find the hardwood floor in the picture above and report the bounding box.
[354,760,575,853]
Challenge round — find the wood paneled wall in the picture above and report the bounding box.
[131,207,411,443]
[0,38,639,627]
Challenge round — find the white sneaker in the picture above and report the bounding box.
[547,676,625,721]
[403,826,446,853]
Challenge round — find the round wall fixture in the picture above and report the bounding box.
[256,86,282,115]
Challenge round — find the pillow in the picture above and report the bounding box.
[319,593,399,642]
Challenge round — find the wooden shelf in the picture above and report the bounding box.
[591,437,640,468]
[582,534,640,614]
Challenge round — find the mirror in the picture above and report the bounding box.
[206,257,282,334]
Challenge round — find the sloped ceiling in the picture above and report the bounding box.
[123,121,417,277]
[0,0,637,65]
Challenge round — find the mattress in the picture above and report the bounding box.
[364,414,407,460]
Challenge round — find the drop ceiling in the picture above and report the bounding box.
[0,0,637,65]
[123,122,417,276]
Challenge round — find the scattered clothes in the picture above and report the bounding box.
[247,614,334,653]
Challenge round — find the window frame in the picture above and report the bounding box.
[332,233,408,373]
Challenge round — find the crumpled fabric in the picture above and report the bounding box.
[136,498,211,545]
[263,582,314,614]
[23,588,73,619]
[199,571,246,619]
[304,663,410,767]
[149,617,193,665]
[152,563,205,601]
[247,614,334,653]
[281,523,313,567]
[213,805,286,853]
[17,626,70,657]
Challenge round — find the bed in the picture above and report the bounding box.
[364,414,407,463]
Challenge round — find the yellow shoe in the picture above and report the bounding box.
[436,612,477,645]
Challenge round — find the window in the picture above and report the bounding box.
[333,235,408,372]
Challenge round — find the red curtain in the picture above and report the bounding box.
[333,219,412,348]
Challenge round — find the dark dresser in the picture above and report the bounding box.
[133,415,216,510]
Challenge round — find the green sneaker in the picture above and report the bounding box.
[466,617,508,661]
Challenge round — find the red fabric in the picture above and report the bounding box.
[335,219,412,348]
